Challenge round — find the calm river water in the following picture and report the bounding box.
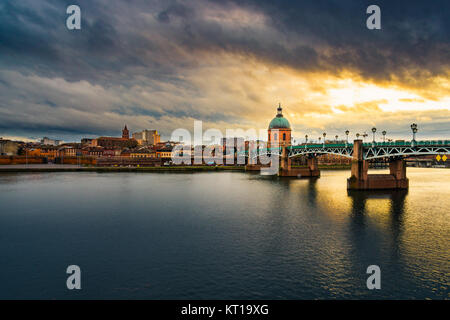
[0,168,448,299]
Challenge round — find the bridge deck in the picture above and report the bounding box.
[241,140,450,161]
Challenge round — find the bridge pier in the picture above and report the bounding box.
[278,147,320,177]
[245,154,263,171]
[388,159,409,188]
[245,150,257,171]
[307,157,319,172]
[347,140,409,190]
[245,151,273,171]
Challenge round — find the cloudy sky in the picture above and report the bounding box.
[0,0,449,142]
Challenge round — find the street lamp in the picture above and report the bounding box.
[345,130,350,145]
[305,134,308,144]
[382,130,387,143]
[323,132,326,147]
[318,137,321,144]
[411,123,418,146]
[335,135,338,142]
[363,132,368,142]
[356,133,360,139]
[411,123,418,140]
[371,127,377,143]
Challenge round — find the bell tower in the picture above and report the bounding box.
[122,125,129,139]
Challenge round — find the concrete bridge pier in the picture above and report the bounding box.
[245,153,262,171]
[389,159,409,189]
[307,157,319,172]
[347,140,409,190]
[278,147,320,177]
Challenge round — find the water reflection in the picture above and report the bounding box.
[347,189,408,248]
[348,189,407,218]
[388,191,408,249]
[0,170,447,299]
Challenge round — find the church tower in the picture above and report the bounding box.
[122,125,129,139]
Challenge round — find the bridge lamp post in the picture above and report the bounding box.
[371,127,377,146]
[318,137,321,144]
[323,132,326,147]
[382,131,387,143]
[305,135,308,148]
[363,132,368,142]
[335,135,338,143]
[356,133,360,140]
[345,130,349,145]
[411,123,418,146]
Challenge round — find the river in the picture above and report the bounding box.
[0,168,448,299]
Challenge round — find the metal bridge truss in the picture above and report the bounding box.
[246,143,449,161]
[247,146,354,159]
[288,146,354,159]
[363,145,450,160]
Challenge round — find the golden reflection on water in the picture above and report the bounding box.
[284,168,450,296]
[0,168,448,298]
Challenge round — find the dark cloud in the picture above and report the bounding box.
[157,2,193,23]
[209,0,450,81]
[0,0,448,139]
[1,0,448,83]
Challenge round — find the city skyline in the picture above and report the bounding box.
[0,0,449,142]
[0,1,449,303]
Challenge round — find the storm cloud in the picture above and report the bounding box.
[0,0,449,140]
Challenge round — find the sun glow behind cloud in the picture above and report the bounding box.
[0,0,449,141]
[327,78,450,112]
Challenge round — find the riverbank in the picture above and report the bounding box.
[1,163,444,173]
[0,164,246,173]
[292,164,351,170]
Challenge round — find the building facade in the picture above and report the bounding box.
[93,126,137,149]
[130,147,157,158]
[41,137,63,146]
[0,139,20,156]
[156,146,173,159]
[132,129,161,146]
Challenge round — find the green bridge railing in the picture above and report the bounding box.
[240,140,450,154]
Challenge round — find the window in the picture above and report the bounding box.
[283,133,286,141]
[274,133,278,141]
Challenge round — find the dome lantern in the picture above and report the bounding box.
[277,103,283,117]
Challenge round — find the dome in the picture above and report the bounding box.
[268,105,291,129]
[269,117,291,129]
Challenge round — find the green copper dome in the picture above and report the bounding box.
[268,105,291,129]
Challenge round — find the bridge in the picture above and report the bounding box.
[245,139,450,190]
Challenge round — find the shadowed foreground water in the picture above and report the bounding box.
[0,168,448,299]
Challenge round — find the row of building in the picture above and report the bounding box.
[0,127,171,164]
[3,107,445,167]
